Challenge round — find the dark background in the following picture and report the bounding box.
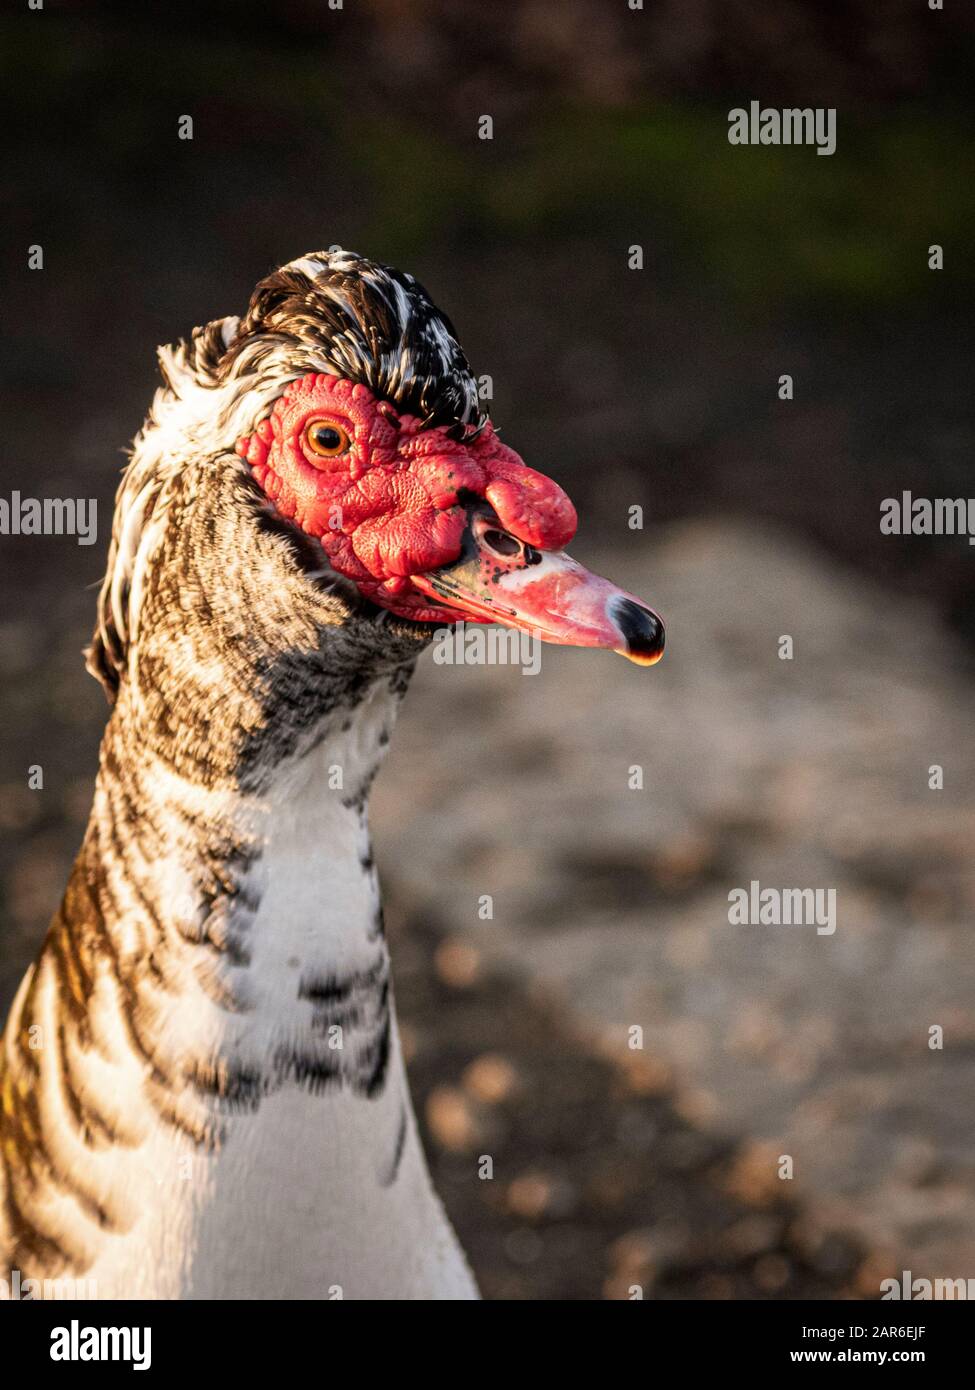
[1,1,974,1299]
[4,1,974,632]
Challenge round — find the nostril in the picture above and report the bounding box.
[482,528,521,558]
[612,598,665,663]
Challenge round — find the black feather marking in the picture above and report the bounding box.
[380,1105,409,1188]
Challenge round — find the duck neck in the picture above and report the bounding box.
[3,658,477,1298]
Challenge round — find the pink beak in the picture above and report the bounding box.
[412,531,664,667]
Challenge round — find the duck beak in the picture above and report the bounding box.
[412,544,665,666]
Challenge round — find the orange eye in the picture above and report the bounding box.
[304,419,351,459]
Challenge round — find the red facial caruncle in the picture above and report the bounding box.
[238,373,665,664]
[237,373,574,622]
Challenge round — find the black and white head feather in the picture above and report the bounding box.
[87,249,482,699]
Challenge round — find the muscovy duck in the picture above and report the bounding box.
[0,250,664,1299]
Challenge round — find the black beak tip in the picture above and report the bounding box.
[612,598,666,664]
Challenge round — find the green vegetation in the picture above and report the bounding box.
[5,15,972,310]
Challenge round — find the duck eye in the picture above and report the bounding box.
[482,528,521,558]
[305,420,351,458]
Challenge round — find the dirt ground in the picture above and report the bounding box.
[399,909,865,1300]
[376,521,975,1296]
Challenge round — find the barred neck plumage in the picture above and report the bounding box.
[0,444,477,1298]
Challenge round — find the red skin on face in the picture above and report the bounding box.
[237,373,577,622]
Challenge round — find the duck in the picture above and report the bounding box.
[0,249,664,1300]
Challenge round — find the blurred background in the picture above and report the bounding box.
[2,0,974,1298]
